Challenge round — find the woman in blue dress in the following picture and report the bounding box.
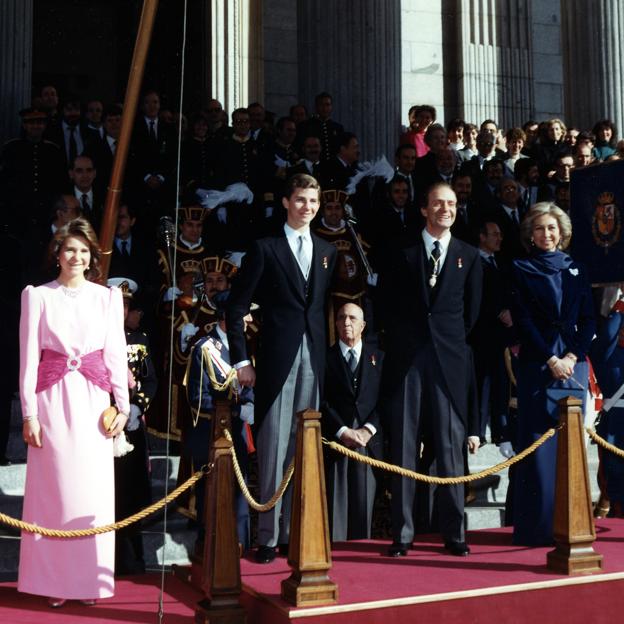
[511,202,595,545]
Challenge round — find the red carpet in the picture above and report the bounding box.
[2,520,624,623]
[0,575,200,623]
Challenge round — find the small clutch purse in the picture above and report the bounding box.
[101,406,118,432]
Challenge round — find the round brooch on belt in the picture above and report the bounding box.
[67,355,82,371]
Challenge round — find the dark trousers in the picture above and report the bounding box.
[388,341,466,544]
[185,415,250,549]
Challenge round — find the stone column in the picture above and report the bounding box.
[0,0,33,144]
[562,0,624,132]
[457,0,537,128]
[297,0,401,160]
[209,0,263,115]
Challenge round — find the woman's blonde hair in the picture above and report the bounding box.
[520,202,572,251]
[48,217,102,281]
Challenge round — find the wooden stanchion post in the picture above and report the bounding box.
[547,396,603,575]
[195,399,245,623]
[281,409,338,607]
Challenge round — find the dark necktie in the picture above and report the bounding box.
[458,205,467,224]
[121,240,129,258]
[347,348,358,373]
[68,128,77,163]
[429,240,441,277]
[511,209,519,225]
[81,193,89,213]
[488,255,497,269]
[149,120,157,142]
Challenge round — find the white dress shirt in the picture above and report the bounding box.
[422,228,451,271]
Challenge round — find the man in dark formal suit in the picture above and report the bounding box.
[451,173,480,245]
[322,303,383,541]
[86,104,122,192]
[469,221,513,443]
[379,182,482,557]
[318,132,360,192]
[514,157,540,214]
[287,135,322,179]
[84,99,106,143]
[67,154,104,229]
[44,96,90,174]
[489,177,526,266]
[128,90,175,226]
[109,203,159,307]
[303,92,344,162]
[226,173,337,563]
[370,177,421,261]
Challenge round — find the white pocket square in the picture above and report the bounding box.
[569,268,579,276]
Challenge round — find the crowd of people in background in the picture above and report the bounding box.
[2,82,624,579]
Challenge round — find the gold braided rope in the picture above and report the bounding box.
[0,467,210,538]
[586,427,624,459]
[224,429,294,511]
[322,427,558,484]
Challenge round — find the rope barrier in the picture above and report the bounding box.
[322,427,559,484]
[0,465,211,538]
[224,429,294,511]
[586,427,624,459]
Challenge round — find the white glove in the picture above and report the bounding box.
[239,403,254,425]
[499,441,516,458]
[367,272,378,287]
[126,404,142,432]
[180,323,200,351]
[163,286,182,302]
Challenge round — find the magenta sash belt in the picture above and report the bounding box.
[36,349,112,394]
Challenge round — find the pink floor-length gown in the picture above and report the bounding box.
[17,281,129,599]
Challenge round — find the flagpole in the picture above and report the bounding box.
[98,0,160,281]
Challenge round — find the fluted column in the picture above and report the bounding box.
[297,0,401,159]
[562,0,624,132]
[0,0,33,144]
[209,0,263,115]
[457,0,536,127]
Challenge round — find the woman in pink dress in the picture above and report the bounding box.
[18,218,130,608]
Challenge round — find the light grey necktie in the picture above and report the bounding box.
[297,234,310,279]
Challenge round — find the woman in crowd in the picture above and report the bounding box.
[19,218,129,607]
[504,127,528,176]
[510,203,595,545]
[592,119,618,161]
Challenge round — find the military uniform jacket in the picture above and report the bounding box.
[126,329,157,415]
[313,223,368,300]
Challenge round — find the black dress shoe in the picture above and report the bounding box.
[444,541,470,556]
[387,542,410,557]
[277,543,289,557]
[255,545,276,563]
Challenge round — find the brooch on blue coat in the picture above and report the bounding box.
[457,257,463,268]
[322,256,329,269]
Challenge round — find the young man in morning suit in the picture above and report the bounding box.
[378,182,482,557]
[226,173,337,563]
